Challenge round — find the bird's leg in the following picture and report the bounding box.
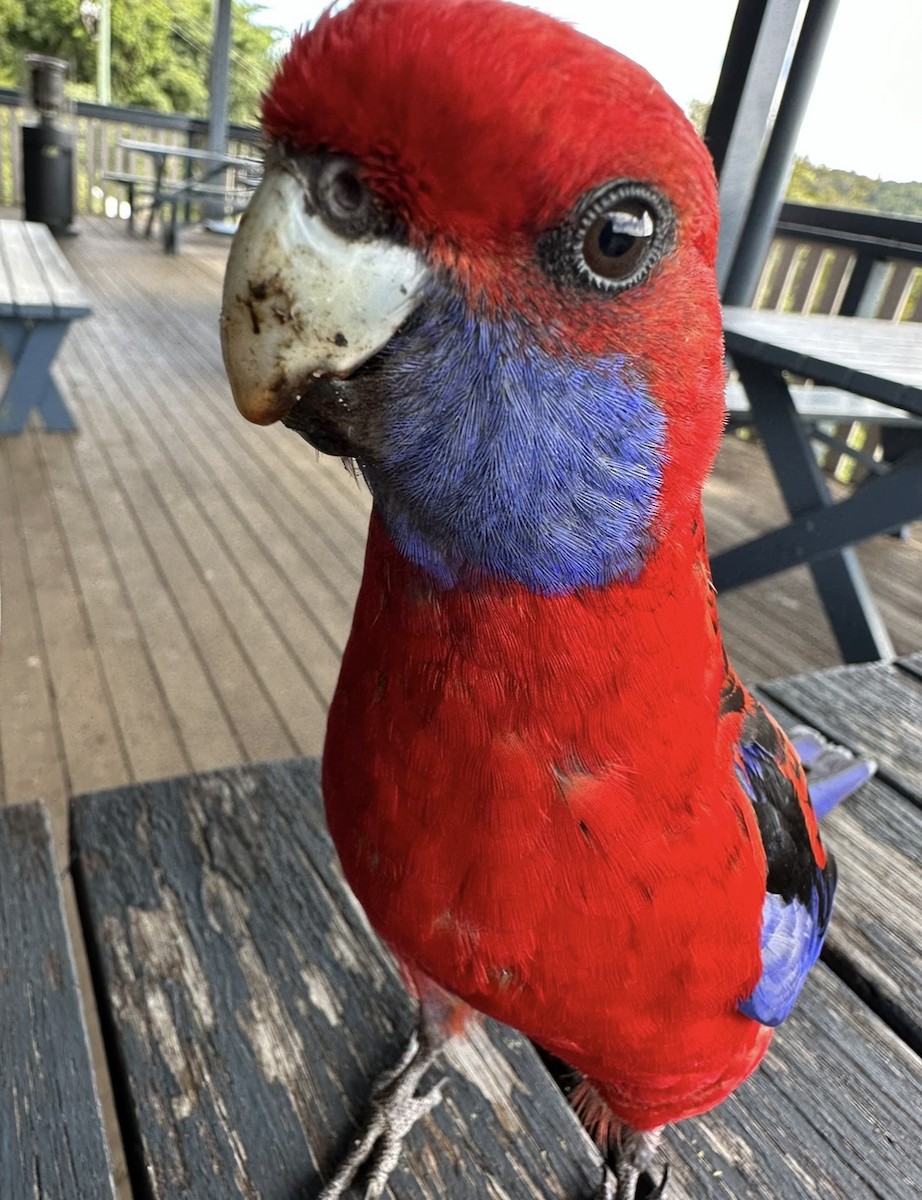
[317,999,451,1199]
[570,1076,667,1200]
[594,1127,667,1200]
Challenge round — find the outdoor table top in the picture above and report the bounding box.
[3,656,920,1198]
[117,138,259,170]
[722,305,922,416]
[716,306,922,663]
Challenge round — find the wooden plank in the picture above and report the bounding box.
[821,778,922,1048]
[0,439,69,809]
[723,307,922,417]
[69,761,603,1200]
[80,301,350,706]
[21,220,91,318]
[68,323,321,761]
[724,382,919,425]
[34,432,190,785]
[57,345,247,774]
[0,802,115,1199]
[62,248,365,723]
[5,432,129,813]
[763,662,922,797]
[0,219,55,317]
[817,247,853,315]
[663,963,922,1197]
[87,255,371,588]
[760,690,922,1052]
[71,760,922,1199]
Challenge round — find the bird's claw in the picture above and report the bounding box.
[595,1160,669,1200]
[317,1029,446,1200]
[639,1163,669,1200]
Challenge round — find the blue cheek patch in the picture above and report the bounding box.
[359,286,666,592]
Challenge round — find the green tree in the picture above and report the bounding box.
[788,155,922,218]
[0,0,280,122]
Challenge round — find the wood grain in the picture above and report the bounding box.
[0,802,115,1199]
[763,662,922,798]
[71,759,922,1199]
[757,685,922,1057]
[71,760,603,1200]
[723,306,922,415]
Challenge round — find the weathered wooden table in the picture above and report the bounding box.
[2,657,920,1198]
[716,306,922,664]
[0,219,91,434]
[114,140,257,252]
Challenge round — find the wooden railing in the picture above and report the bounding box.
[744,203,922,481]
[0,90,261,216]
[753,202,922,322]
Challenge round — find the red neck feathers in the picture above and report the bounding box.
[328,505,726,801]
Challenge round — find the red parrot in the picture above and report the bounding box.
[220,1,873,1195]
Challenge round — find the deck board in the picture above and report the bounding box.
[4,432,127,844]
[1,215,919,838]
[0,441,69,811]
[33,432,187,787]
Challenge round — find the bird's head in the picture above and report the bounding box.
[221,0,725,592]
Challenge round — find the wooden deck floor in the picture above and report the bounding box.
[1,214,920,857]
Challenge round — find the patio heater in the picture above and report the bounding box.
[22,54,76,234]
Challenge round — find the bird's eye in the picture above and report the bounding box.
[319,159,366,219]
[309,154,395,240]
[574,183,672,292]
[581,204,655,283]
[538,180,674,294]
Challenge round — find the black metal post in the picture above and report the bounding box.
[709,0,805,293]
[722,0,841,306]
[704,0,770,179]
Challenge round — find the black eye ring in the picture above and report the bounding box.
[299,152,398,241]
[539,180,675,295]
[317,157,367,220]
[574,181,673,292]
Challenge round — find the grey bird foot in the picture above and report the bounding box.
[317,1027,447,1199]
[596,1162,669,1200]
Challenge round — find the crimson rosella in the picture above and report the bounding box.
[220,1,873,1195]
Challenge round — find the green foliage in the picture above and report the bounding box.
[788,155,922,218]
[0,0,280,122]
[687,98,710,138]
[686,100,922,218]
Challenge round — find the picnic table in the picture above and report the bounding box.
[2,655,920,1198]
[108,140,259,253]
[715,306,922,664]
[0,219,91,434]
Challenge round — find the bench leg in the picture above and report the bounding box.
[159,198,180,253]
[0,319,77,434]
[711,355,894,663]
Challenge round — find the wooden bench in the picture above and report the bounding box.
[0,219,92,434]
[5,658,921,1197]
[725,379,922,428]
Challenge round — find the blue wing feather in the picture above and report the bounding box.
[739,883,830,1026]
[732,708,840,1028]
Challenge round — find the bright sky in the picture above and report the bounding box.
[251,0,921,183]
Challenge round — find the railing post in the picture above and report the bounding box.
[721,0,841,307]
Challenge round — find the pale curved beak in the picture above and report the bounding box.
[220,163,426,425]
